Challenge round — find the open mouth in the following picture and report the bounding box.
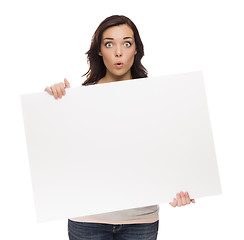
[115,62,123,67]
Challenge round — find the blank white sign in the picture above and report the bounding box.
[20,71,222,222]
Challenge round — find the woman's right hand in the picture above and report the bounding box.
[44,78,71,99]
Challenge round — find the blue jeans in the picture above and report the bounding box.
[68,219,159,240]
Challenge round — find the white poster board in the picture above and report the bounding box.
[20,71,222,222]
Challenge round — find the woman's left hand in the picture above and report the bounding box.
[169,191,195,207]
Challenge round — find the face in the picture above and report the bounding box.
[98,24,137,81]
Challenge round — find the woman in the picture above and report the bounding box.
[45,15,195,240]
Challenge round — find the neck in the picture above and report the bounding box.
[97,71,132,84]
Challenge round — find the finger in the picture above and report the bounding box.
[58,82,66,96]
[187,192,196,204]
[180,191,187,206]
[169,198,177,207]
[56,85,63,98]
[185,192,191,204]
[176,193,182,207]
[44,87,53,95]
[50,85,58,99]
[64,78,70,88]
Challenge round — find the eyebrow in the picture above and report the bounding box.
[103,37,133,41]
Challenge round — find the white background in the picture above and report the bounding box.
[0,0,243,239]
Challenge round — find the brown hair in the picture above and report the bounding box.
[81,15,148,86]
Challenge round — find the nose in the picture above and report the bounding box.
[115,46,122,57]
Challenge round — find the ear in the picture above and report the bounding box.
[135,49,137,55]
[98,50,102,56]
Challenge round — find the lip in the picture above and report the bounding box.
[114,62,124,68]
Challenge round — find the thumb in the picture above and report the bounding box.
[64,78,71,88]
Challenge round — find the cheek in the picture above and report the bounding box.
[100,48,112,61]
[102,53,113,67]
[127,45,137,58]
[126,49,136,63]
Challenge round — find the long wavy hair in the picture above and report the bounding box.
[81,15,148,86]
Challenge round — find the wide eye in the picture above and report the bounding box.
[105,42,112,48]
[124,42,131,47]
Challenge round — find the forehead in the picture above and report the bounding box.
[102,24,134,40]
